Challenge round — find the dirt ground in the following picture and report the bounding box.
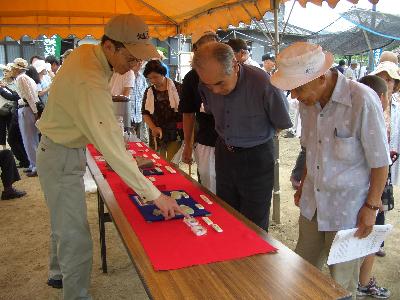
[0,136,399,300]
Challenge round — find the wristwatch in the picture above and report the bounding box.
[364,202,380,211]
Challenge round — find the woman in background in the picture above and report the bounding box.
[142,60,183,161]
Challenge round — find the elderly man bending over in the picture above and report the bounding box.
[192,42,292,230]
[271,42,390,298]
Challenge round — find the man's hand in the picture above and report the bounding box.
[151,127,162,139]
[354,205,376,238]
[153,193,188,220]
[294,187,302,207]
[182,143,193,164]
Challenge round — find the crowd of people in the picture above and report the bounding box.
[0,12,399,300]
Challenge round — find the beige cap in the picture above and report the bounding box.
[370,61,400,80]
[104,14,158,60]
[379,51,399,65]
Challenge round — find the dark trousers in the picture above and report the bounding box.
[0,114,12,145]
[7,111,29,166]
[215,138,275,230]
[291,146,306,181]
[0,149,20,187]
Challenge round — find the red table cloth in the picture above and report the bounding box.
[88,142,277,270]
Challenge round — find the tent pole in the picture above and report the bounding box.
[272,0,281,224]
[368,3,377,72]
[177,34,181,82]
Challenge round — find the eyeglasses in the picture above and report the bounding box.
[116,47,142,66]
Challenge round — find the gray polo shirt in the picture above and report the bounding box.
[199,64,292,148]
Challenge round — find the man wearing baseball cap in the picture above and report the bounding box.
[36,14,184,299]
[271,42,390,297]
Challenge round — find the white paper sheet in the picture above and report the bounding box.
[327,224,393,265]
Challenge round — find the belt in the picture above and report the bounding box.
[219,137,271,153]
[224,144,246,153]
[18,104,29,109]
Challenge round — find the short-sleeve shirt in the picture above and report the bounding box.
[130,72,147,124]
[199,64,292,148]
[178,69,218,147]
[109,70,134,95]
[299,71,391,231]
[40,74,52,105]
[15,73,40,113]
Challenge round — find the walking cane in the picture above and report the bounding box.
[153,136,158,152]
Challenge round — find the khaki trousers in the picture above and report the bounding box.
[295,213,360,299]
[37,136,92,300]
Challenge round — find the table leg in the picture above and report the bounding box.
[98,191,108,273]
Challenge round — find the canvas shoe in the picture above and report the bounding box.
[357,277,390,299]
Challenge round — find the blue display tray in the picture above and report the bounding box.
[129,190,211,222]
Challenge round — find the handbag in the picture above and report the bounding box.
[381,152,398,211]
[36,100,45,115]
[0,102,13,117]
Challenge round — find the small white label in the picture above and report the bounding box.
[136,143,143,147]
[128,149,136,154]
[155,167,162,173]
[200,194,213,204]
[212,223,223,233]
[195,203,204,209]
[152,154,160,159]
[183,217,199,227]
[202,217,213,225]
[143,154,148,158]
[165,166,176,173]
[148,177,156,182]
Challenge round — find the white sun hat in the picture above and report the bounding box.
[32,59,52,73]
[271,42,334,91]
[370,61,400,81]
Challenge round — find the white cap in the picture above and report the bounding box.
[104,14,158,60]
[271,42,334,91]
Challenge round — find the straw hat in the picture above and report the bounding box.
[271,42,334,91]
[10,58,28,70]
[370,61,400,80]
